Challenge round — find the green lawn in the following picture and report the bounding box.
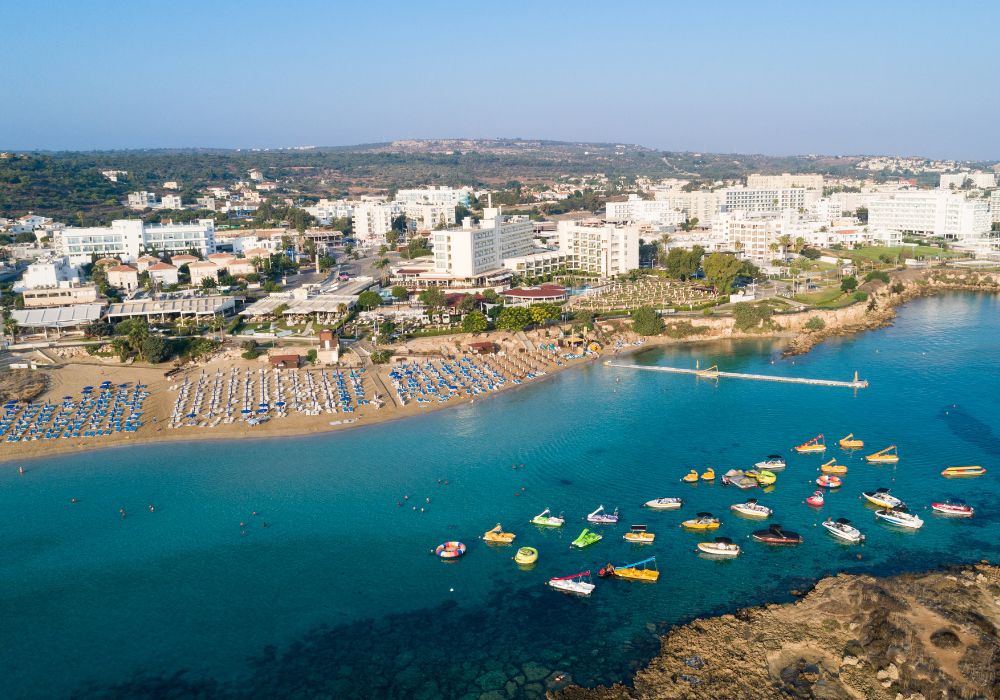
[793,286,855,308]
[841,245,962,262]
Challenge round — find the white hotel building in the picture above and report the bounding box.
[352,202,402,244]
[868,191,990,241]
[554,220,639,276]
[723,187,819,214]
[395,186,472,208]
[432,209,534,282]
[605,195,685,226]
[54,219,216,265]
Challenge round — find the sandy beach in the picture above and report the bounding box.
[5,266,996,465]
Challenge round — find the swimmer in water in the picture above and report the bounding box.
[148,504,155,513]
[71,498,78,504]
[119,508,126,518]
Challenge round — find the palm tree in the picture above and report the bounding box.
[3,317,18,343]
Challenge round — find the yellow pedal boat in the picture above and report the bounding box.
[700,468,715,481]
[941,465,986,478]
[866,446,899,464]
[794,434,826,453]
[839,433,864,449]
[820,458,848,475]
[681,469,699,483]
[599,557,659,582]
[483,524,516,544]
[754,469,777,486]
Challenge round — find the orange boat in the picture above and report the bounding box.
[839,433,864,449]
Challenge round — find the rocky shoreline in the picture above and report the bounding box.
[556,563,999,700]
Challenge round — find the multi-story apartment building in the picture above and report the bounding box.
[746,173,824,190]
[160,194,183,209]
[54,219,216,265]
[651,190,722,225]
[939,172,997,190]
[723,187,819,214]
[432,208,534,280]
[304,199,354,226]
[605,194,685,226]
[404,202,455,230]
[395,186,472,208]
[556,220,639,276]
[991,190,1000,224]
[127,191,158,209]
[17,256,80,289]
[352,202,402,244]
[868,191,990,241]
[713,212,785,264]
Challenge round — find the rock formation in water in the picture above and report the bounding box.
[557,564,999,700]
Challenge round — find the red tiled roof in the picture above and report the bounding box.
[148,262,177,271]
[501,284,566,299]
[108,265,137,273]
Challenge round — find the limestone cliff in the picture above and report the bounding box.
[557,564,999,700]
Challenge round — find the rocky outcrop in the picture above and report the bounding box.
[556,564,999,700]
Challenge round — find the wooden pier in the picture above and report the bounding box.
[605,361,869,389]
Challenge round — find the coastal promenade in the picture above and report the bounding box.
[605,361,869,389]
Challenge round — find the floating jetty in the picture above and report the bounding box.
[605,361,868,389]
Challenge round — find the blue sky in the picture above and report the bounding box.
[2,0,998,159]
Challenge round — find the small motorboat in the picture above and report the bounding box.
[751,524,803,544]
[623,524,655,544]
[700,468,716,481]
[754,455,786,471]
[587,505,619,524]
[862,487,903,509]
[816,474,842,488]
[514,546,538,565]
[570,528,602,548]
[806,490,825,507]
[599,556,659,582]
[547,571,595,597]
[754,469,777,486]
[483,524,516,544]
[697,536,741,557]
[794,434,826,454]
[435,541,466,559]
[645,497,683,510]
[875,507,923,529]
[531,508,565,527]
[822,517,865,543]
[730,498,772,519]
[931,498,974,517]
[820,458,848,475]
[866,445,899,464]
[681,512,721,530]
[681,469,699,483]
[941,465,986,478]
[839,433,864,449]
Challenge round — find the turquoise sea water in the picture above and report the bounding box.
[2,293,999,699]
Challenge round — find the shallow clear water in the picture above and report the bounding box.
[1,293,999,698]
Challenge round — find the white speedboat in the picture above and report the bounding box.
[730,498,772,519]
[546,571,595,597]
[822,517,865,543]
[530,508,565,527]
[862,488,904,509]
[875,508,924,529]
[696,536,741,557]
[644,497,683,510]
[754,454,786,471]
[587,505,619,524]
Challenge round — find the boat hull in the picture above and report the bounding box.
[696,543,740,557]
[822,523,863,542]
[931,503,974,517]
[681,520,720,530]
[941,466,985,478]
[731,505,771,519]
[547,580,594,596]
[644,499,682,510]
[875,511,923,529]
[623,533,655,544]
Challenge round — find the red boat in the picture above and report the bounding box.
[806,490,825,507]
[751,524,803,545]
[931,499,974,517]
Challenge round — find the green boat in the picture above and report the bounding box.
[570,528,602,548]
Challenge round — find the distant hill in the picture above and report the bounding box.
[0,139,982,223]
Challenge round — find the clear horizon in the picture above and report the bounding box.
[2,0,998,160]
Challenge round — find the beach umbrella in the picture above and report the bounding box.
[241,409,252,414]
[275,401,286,407]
